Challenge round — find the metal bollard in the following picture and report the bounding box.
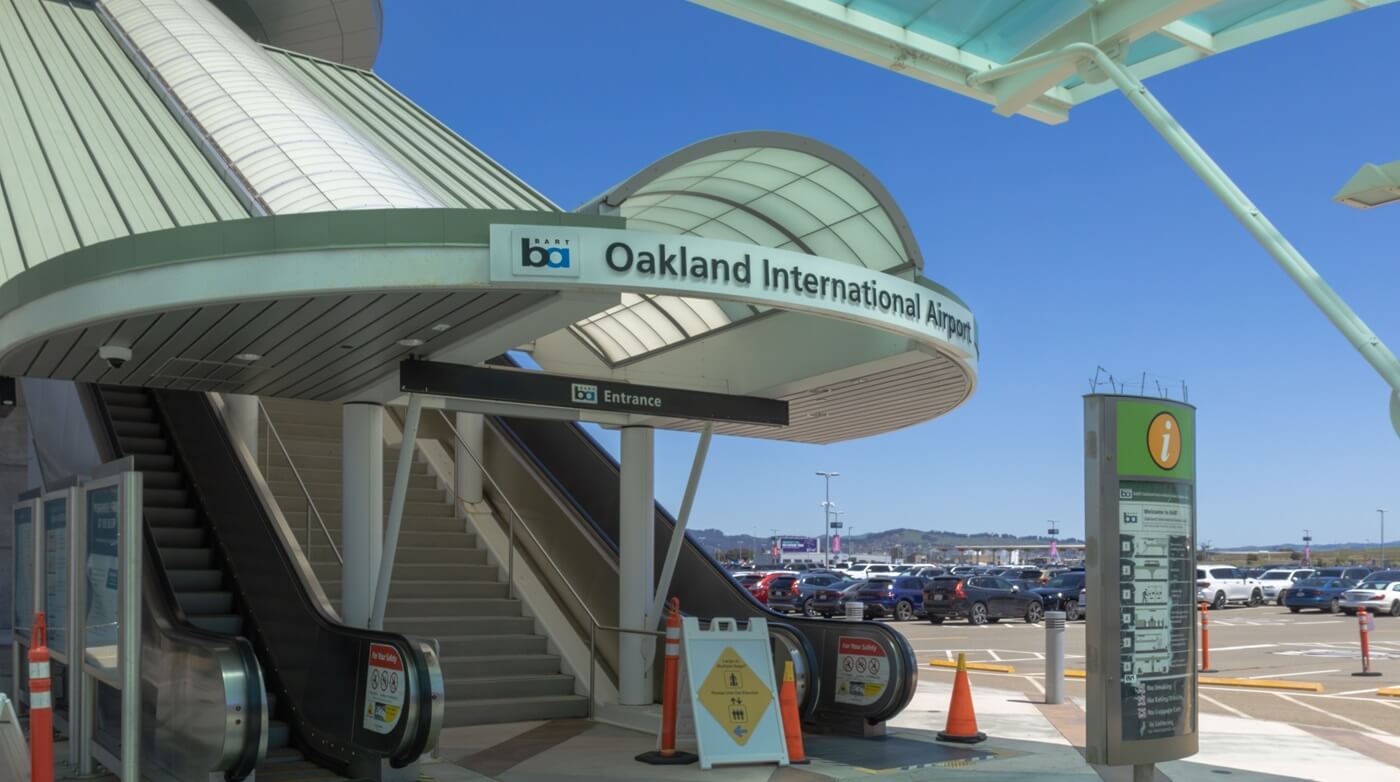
[845,601,865,621]
[1044,610,1066,704]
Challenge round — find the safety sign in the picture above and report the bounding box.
[680,616,788,769]
[834,636,887,706]
[363,643,405,734]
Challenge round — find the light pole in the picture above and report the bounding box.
[1380,509,1389,569]
[816,471,839,567]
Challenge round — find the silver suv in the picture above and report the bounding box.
[1196,565,1263,609]
[1257,568,1315,605]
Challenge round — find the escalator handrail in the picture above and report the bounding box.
[84,385,265,781]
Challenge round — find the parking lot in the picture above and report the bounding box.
[889,603,1400,734]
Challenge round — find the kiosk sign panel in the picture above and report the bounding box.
[43,492,69,656]
[1085,396,1197,767]
[12,500,35,636]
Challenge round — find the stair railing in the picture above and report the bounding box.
[258,400,342,565]
[435,410,659,716]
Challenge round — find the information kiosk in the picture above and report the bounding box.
[1084,395,1198,776]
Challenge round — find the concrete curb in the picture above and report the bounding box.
[927,659,1016,673]
[1060,669,1323,692]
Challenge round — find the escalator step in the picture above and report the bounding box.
[146,506,197,527]
[188,614,243,634]
[114,420,160,438]
[175,591,234,614]
[141,471,184,490]
[100,389,149,407]
[105,404,155,422]
[153,526,204,547]
[133,453,174,471]
[167,569,223,591]
[162,548,214,568]
[118,436,168,455]
[144,488,190,507]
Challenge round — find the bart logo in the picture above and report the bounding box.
[511,229,581,277]
[1146,412,1181,470]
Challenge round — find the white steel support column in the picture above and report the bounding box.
[225,394,258,461]
[454,411,484,509]
[341,402,384,628]
[619,425,655,705]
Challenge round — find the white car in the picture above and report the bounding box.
[1196,565,1263,609]
[1256,568,1315,605]
[845,563,896,580]
[1340,579,1400,617]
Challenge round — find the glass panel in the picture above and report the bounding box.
[85,484,121,674]
[13,503,33,634]
[44,496,68,656]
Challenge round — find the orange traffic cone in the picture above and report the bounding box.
[778,660,808,764]
[936,653,986,744]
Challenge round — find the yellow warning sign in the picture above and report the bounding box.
[697,646,773,746]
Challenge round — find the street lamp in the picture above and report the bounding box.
[1335,161,1400,209]
[816,471,839,567]
[1380,509,1389,569]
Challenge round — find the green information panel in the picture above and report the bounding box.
[13,503,34,634]
[1085,395,1198,769]
[43,495,69,656]
[85,485,120,651]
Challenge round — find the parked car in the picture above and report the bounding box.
[1077,585,1088,619]
[845,563,897,580]
[923,575,1045,625]
[809,579,865,617]
[1314,567,1372,581]
[1283,577,1359,613]
[1032,571,1087,620]
[769,572,849,615]
[762,574,801,612]
[733,572,764,590]
[1196,565,1263,609]
[910,566,947,578]
[1256,568,1315,605]
[845,576,928,621]
[1340,577,1400,616]
[746,571,795,604]
[1000,568,1045,588]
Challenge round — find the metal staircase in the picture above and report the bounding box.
[259,398,587,726]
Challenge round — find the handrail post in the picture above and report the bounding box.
[589,621,597,719]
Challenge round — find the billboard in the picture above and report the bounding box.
[777,537,817,553]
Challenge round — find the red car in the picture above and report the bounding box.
[746,572,796,604]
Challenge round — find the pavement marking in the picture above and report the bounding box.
[1197,691,1251,719]
[1208,643,1278,652]
[1336,688,1386,696]
[1246,669,1339,679]
[927,659,1016,674]
[1380,687,1400,698]
[987,649,1002,661]
[1023,675,1045,695]
[1274,693,1379,732]
[1198,676,1324,693]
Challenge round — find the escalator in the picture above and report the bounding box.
[87,386,443,780]
[484,398,918,731]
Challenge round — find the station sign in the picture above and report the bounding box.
[680,616,788,769]
[1084,395,1198,767]
[400,359,788,426]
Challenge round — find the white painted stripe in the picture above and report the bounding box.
[1273,693,1378,732]
[30,691,50,710]
[1246,669,1338,679]
[1023,675,1045,694]
[29,662,48,679]
[1335,688,1386,696]
[1208,644,1277,652]
[987,649,1002,661]
[1198,692,1250,719]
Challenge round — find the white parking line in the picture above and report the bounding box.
[1198,692,1251,719]
[1023,675,1045,694]
[1272,693,1379,732]
[987,649,1002,661]
[1209,644,1278,652]
[1246,669,1339,679]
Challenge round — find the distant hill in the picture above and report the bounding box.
[1216,541,1396,552]
[686,527,1080,556]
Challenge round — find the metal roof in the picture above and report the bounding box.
[572,131,928,365]
[210,0,383,69]
[0,0,249,282]
[695,0,1396,123]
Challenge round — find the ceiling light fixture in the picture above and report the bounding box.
[397,338,424,348]
[233,353,262,362]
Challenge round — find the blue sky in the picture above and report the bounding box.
[378,2,1400,548]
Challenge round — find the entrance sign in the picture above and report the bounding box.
[834,636,888,706]
[489,224,978,361]
[680,616,788,769]
[400,359,789,426]
[1085,396,1197,767]
[363,643,406,734]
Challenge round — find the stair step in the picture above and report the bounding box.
[114,419,161,438]
[435,634,549,656]
[118,436,167,455]
[168,569,223,591]
[100,389,150,407]
[313,546,484,566]
[444,695,589,726]
[162,548,214,569]
[140,470,184,490]
[133,453,174,471]
[320,579,508,599]
[269,482,445,504]
[153,526,204,548]
[380,563,497,581]
[104,404,155,422]
[385,615,533,636]
[446,673,575,699]
[144,488,190,507]
[146,506,198,527]
[176,591,234,615]
[439,654,560,678]
[188,614,243,635]
[385,597,520,617]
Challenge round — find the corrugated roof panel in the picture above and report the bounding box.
[0,0,249,277]
[265,46,557,212]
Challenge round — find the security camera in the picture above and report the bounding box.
[99,345,132,370]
